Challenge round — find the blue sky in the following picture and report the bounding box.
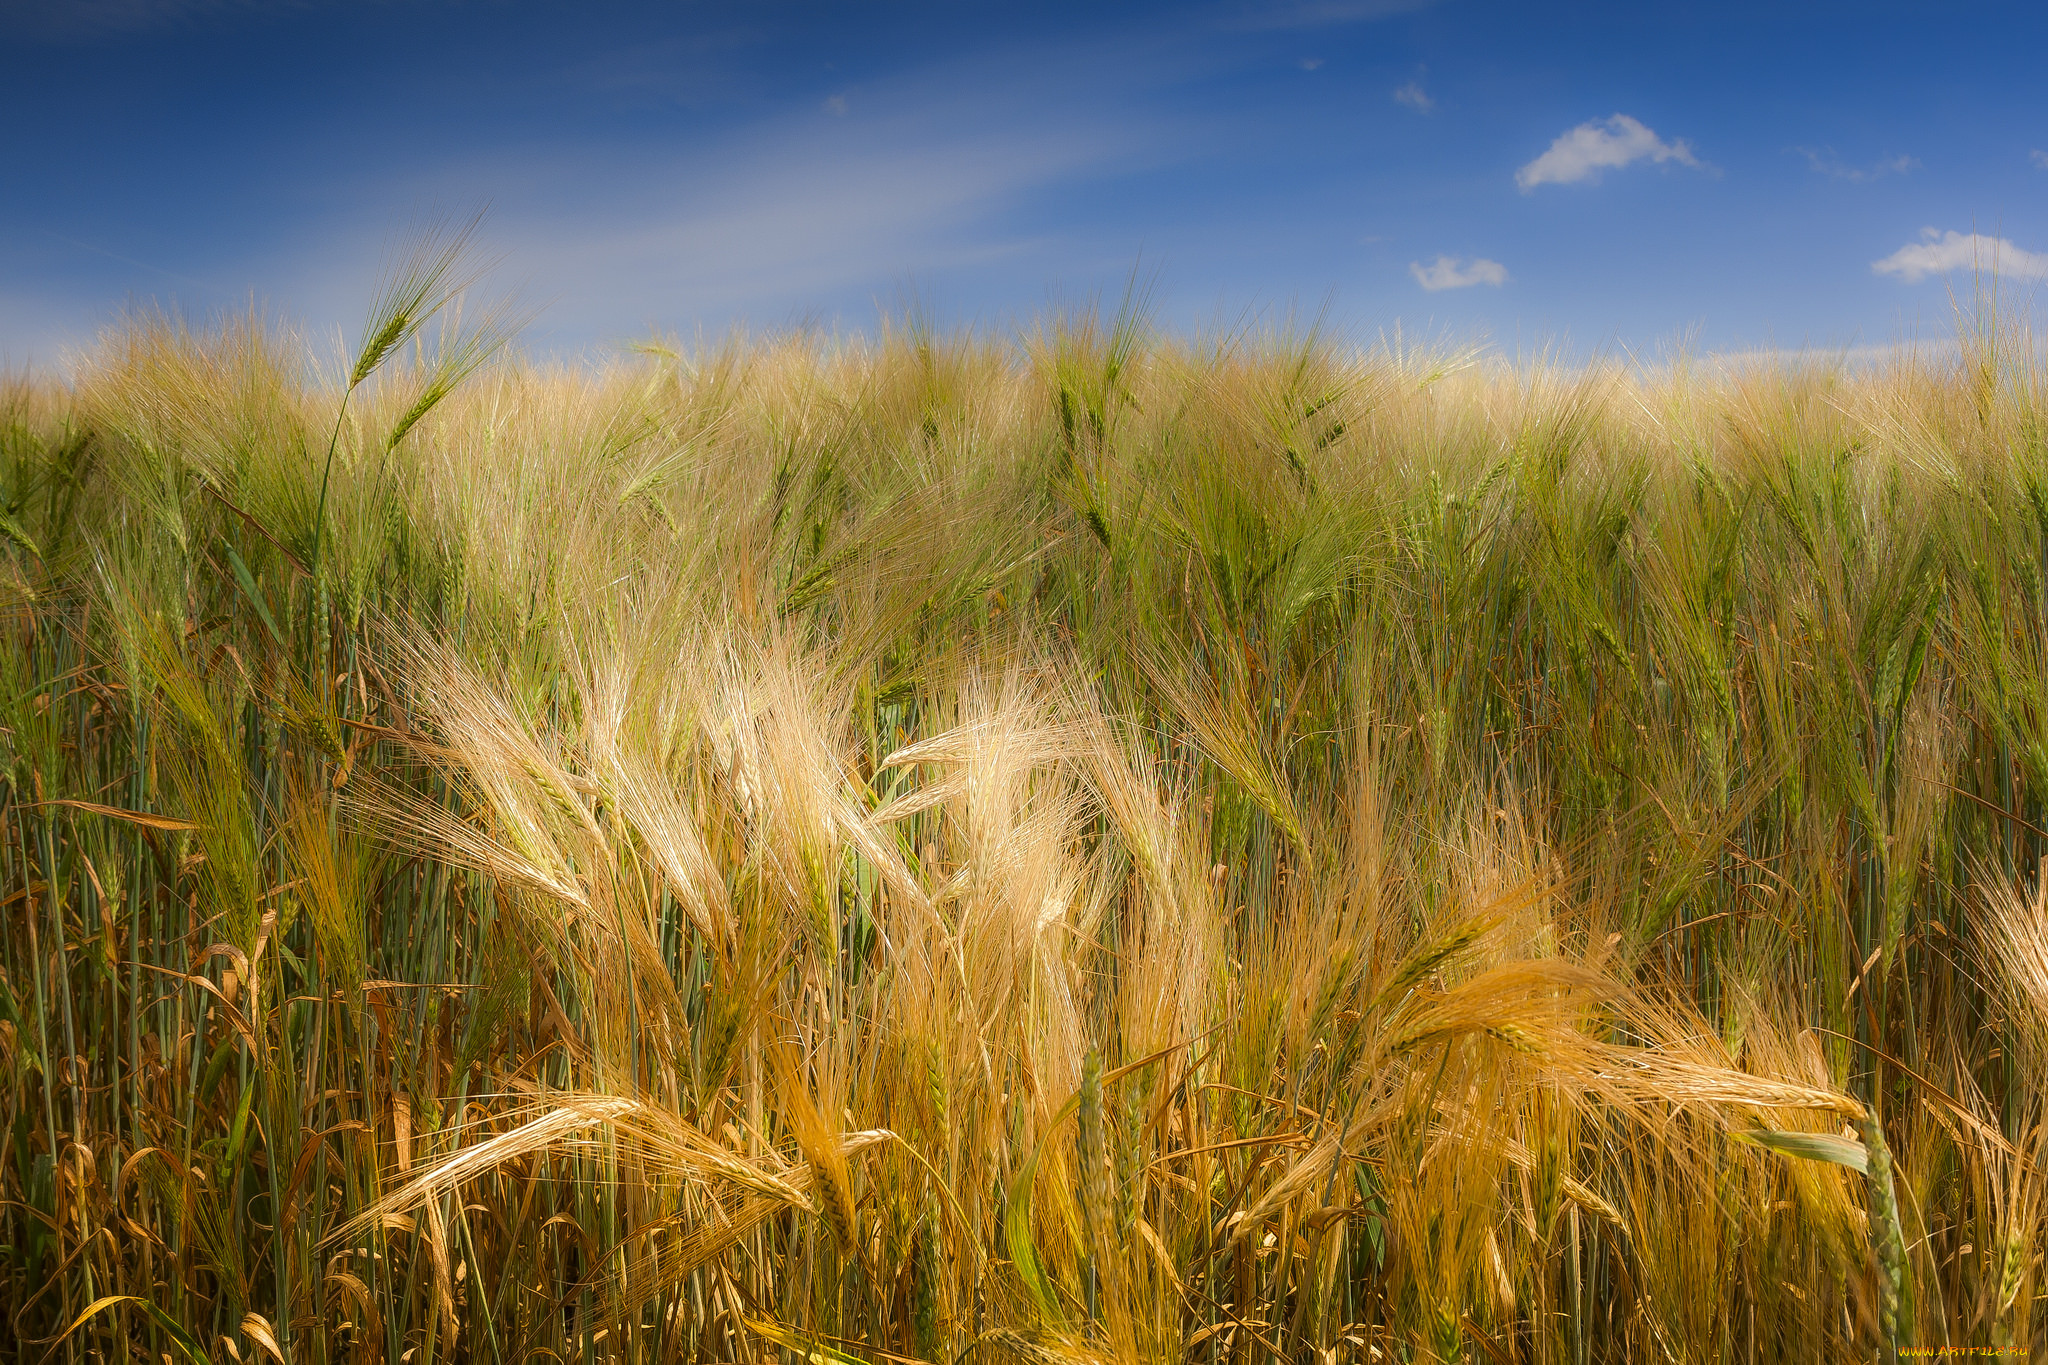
[4,0,2046,364]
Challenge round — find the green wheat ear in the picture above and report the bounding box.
[349,311,411,388]
[1861,1111,1910,1365]
[348,210,490,389]
[1992,1222,2027,1349]
[1075,1048,1109,1325]
[386,297,526,451]
[309,211,508,603]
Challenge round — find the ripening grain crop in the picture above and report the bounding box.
[2,258,2046,1364]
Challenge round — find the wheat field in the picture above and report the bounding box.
[2,260,2047,1364]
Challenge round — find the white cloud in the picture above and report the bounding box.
[1298,56,1324,70]
[822,95,849,117]
[1392,80,1433,113]
[1795,147,1916,182]
[1515,114,1700,192]
[1871,229,2048,283]
[1410,255,1507,291]
[2033,149,2048,170]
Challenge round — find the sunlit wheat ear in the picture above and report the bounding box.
[335,1093,865,1238]
[771,1045,862,1260]
[1985,860,2048,1047]
[1370,916,1495,1014]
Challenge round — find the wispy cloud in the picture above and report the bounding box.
[1516,114,1701,192]
[1226,0,1434,31]
[44,231,207,288]
[1393,79,1433,112]
[1,0,352,40]
[1701,340,1963,370]
[1793,147,1917,182]
[488,138,1129,334]
[0,285,107,370]
[1410,255,1507,290]
[1872,229,2048,283]
[289,52,1165,346]
[2033,149,2048,170]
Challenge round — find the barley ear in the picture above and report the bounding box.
[1860,1111,1909,1365]
[1075,1048,1111,1325]
[349,312,411,389]
[913,1183,943,1360]
[348,212,489,389]
[1993,1221,2027,1349]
